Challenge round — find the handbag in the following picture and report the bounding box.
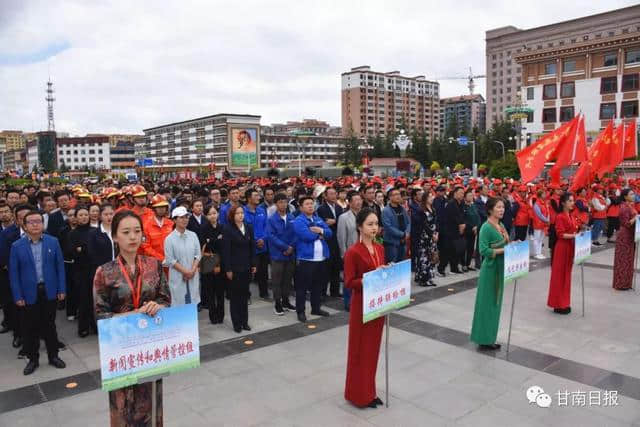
[199,242,220,274]
[430,249,440,265]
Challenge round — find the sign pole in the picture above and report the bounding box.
[151,380,157,427]
[634,242,639,291]
[581,264,585,317]
[506,279,517,359]
[385,315,390,408]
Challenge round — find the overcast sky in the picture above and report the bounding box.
[0,0,636,135]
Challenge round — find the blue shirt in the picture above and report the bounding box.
[29,237,44,284]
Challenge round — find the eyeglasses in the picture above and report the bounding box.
[26,219,43,225]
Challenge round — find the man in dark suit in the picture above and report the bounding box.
[9,210,66,375]
[0,204,33,349]
[46,190,71,240]
[316,187,344,298]
[187,198,205,241]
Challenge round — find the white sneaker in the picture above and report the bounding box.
[534,255,546,260]
[67,316,75,321]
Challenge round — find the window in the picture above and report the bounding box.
[542,108,556,123]
[599,103,616,119]
[543,84,557,99]
[561,82,575,97]
[601,76,617,93]
[563,59,576,72]
[622,74,639,91]
[544,63,556,75]
[627,49,640,64]
[527,87,534,100]
[603,52,617,67]
[526,111,534,123]
[560,106,575,122]
[622,101,639,118]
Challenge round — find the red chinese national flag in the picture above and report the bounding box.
[589,121,616,179]
[548,114,586,185]
[516,117,578,183]
[624,118,638,159]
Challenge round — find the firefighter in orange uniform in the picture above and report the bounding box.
[130,185,153,223]
[139,195,174,262]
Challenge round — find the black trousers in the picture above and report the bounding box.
[64,262,77,317]
[255,252,270,297]
[324,251,342,297]
[229,272,250,329]
[203,271,225,323]
[515,225,528,242]
[607,217,620,239]
[74,268,95,334]
[24,285,59,362]
[295,260,326,313]
[438,238,459,273]
[463,233,475,267]
[0,269,18,336]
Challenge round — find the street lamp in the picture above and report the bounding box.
[291,130,313,175]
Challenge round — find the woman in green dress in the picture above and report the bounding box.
[470,197,509,350]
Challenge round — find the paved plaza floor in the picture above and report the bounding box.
[2,242,640,426]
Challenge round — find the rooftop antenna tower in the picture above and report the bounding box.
[46,78,55,131]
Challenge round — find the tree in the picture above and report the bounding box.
[341,129,362,166]
[489,153,520,179]
[430,136,445,167]
[370,135,385,158]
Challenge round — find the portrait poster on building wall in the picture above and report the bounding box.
[229,127,259,169]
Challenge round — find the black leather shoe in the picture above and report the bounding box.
[367,399,378,408]
[233,326,242,333]
[12,336,21,348]
[242,324,251,331]
[57,341,67,351]
[297,312,307,323]
[48,357,66,369]
[23,360,39,375]
[374,397,383,406]
[17,349,27,359]
[282,301,296,311]
[78,330,90,338]
[311,309,330,317]
[0,325,10,334]
[479,344,501,350]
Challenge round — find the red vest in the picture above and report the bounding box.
[592,194,607,220]
[514,194,530,226]
[532,200,549,232]
[573,196,589,227]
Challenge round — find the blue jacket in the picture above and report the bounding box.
[292,213,332,261]
[382,205,410,246]
[9,234,66,304]
[266,212,296,262]
[219,201,231,226]
[244,204,267,254]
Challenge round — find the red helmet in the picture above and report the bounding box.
[150,194,169,208]
[132,185,147,198]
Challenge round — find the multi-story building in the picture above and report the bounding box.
[4,149,27,173]
[440,94,487,136]
[56,136,111,170]
[341,66,440,140]
[514,16,640,146]
[26,139,39,172]
[110,140,136,172]
[0,130,25,151]
[262,119,341,136]
[140,114,261,172]
[87,133,143,147]
[485,5,640,132]
[259,133,344,169]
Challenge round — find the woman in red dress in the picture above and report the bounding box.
[344,208,386,408]
[547,193,579,314]
[613,188,638,290]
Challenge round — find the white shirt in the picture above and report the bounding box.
[312,239,323,261]
[193,214,202,225]
[101,223,115,260]
[239,224,246,236]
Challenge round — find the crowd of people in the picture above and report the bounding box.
[0,172,637,414]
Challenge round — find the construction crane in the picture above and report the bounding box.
[430,67,486,95]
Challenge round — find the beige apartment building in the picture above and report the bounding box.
[0,130,25,151]
[341,66,440,140]
[485,4,640,132]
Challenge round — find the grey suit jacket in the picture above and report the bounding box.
[337,210,358,257]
